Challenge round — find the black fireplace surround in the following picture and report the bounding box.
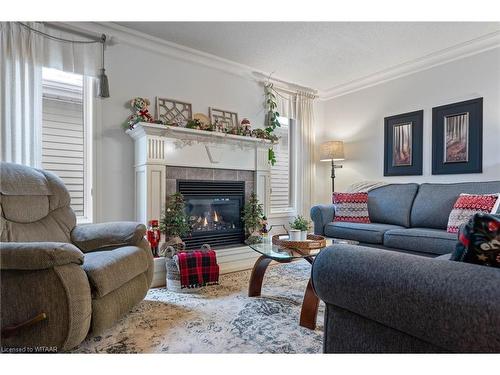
[178,180,245,249]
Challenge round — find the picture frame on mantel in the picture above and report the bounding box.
[432,97,483,175]
[384,110,423,176]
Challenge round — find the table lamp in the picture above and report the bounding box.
[320,141,345,193]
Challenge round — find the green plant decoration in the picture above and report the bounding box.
[264,82,281,165]
[290,215,311,231]
[242,193,264,244]
[160,193,191,238]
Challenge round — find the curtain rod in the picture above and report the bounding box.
[17,22,105,44]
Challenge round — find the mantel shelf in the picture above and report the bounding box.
[126,122,273,147]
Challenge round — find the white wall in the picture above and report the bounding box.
[94,37,265,222]
[314,48,500,205]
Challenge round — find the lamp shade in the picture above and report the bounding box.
[320,141,345,161]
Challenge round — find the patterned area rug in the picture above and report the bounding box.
[73,262,324,353]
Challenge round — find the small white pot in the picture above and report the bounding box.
[300,231,308,241]
[289,229,301,241]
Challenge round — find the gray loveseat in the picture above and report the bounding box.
[0,162,154,351]
[310,181,500,256]
[312,244,500,353]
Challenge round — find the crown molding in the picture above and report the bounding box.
[318,31,500,101]
[58,22,317,94]
[56,22,499,102]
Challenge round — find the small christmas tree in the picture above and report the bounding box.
[160,193,191,240]
[242,193,264,244]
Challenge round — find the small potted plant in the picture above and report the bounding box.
[290,216,311,241]
[242,193,264,245]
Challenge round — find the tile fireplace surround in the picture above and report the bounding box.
[127,123,273,284]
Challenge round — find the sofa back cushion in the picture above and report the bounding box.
[367,184,419,227]
[0,162,76,243]
[411,181,500,229]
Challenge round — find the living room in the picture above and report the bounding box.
[1,0,499,373]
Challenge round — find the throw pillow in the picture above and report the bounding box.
[332,192,370,223]
[446,193,500,233]
[451,213,500,268]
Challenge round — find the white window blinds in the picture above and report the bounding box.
[270,117,295,215]
[41,68,91,221]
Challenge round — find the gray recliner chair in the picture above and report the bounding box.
[0,162,153,351]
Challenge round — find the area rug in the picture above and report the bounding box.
[73,262,324,353]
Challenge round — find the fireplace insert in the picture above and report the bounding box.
[177,180,245,249]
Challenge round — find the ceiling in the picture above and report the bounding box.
[117,22,500,92]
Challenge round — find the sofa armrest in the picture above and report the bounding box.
[0,242,84,270]
[71,222,147,253]
[312,245,500,352]
[310,204,335,235]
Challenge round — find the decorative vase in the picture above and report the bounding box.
[289,229,301,241]
[300,231,308,241]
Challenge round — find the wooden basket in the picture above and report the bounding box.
[272,234,326,252]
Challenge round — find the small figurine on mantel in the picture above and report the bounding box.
[124,97,154,129]
[241,118,252,136]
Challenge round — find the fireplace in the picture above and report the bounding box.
[178,180,245,249]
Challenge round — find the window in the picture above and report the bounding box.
[270,117,296,216]
[41,68,93,223]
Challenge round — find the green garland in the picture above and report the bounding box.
[264,83,281,165]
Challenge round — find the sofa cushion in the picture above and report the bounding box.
[333,192,370,223]
[367,184,419,227]
[82,246,149,298]
[384,228,457,255]
[410,181,500,229]
[325,222,404,244]
[446,193,500,233]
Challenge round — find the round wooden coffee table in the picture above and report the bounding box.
[247,238,326,330]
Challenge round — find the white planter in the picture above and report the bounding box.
[289,229,301,241]
[300,231,308,241]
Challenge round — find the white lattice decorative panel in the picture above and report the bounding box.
[156,97,192,126]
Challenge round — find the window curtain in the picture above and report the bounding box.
[1,22,101,166]
[1,22,44,166]
[294,91,316,217]
[275,88,316,217]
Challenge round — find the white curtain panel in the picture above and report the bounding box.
[43,24,100,77]
[1,22,101,166]
[295,91,316,217]
[1,22,44,166]
[276,89,296,119]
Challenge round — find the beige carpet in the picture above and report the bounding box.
[73,261,324,353]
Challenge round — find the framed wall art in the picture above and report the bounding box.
[384,110,423,176]
[432,98,482,174]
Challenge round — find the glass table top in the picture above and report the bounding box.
[248,236,332,260]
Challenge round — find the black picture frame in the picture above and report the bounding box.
[432,98,482,175]
[384,110,423,176]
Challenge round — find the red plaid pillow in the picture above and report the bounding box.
[447,193,500,233]
[333,192,371,224]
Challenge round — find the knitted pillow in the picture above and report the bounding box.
[447,193,500,233]
[333,192,370,223]
[451,213,500,268]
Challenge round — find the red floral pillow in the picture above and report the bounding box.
[332,192,371,224]
[447,193,500,233]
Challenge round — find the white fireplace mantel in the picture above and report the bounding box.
[126,123,272,224]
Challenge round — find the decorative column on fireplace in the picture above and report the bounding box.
[126,123,272,243]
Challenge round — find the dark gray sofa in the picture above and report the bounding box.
[310,181,500,256]
[311,244,500,353]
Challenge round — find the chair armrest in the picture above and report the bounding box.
[71,222,147,252]
[310,204,335,235]
[0,242,84,270]
[312,244,500,352]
